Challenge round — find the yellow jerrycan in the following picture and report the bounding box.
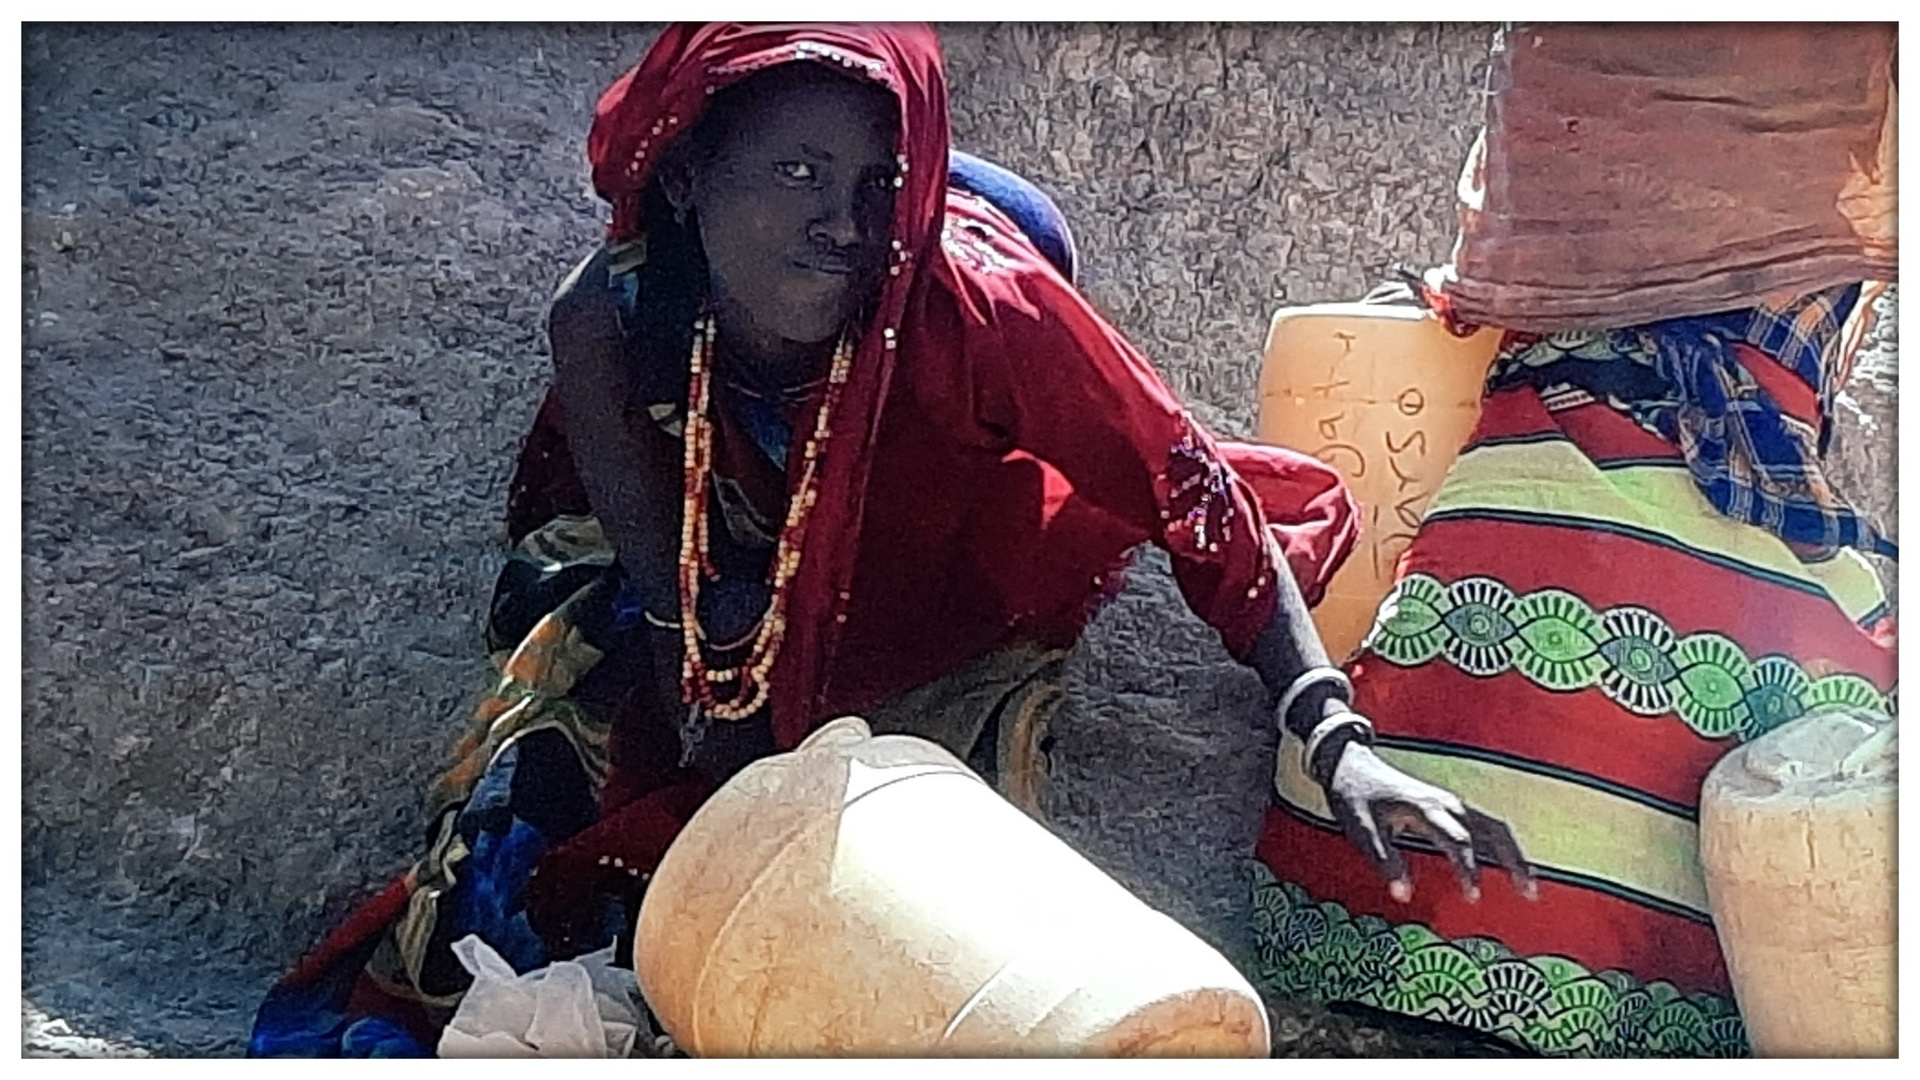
[1257,303,1502,660]
[1699,707,1897,1057]
[634,716,1271,1057]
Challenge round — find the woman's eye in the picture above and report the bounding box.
[775,161,817,183]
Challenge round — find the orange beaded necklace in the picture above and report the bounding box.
[677,312,856,720]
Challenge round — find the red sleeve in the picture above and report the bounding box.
[948,196,1284,660]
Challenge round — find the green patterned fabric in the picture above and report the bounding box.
[1365,573,1893,740]
[1245,862,1748,1057]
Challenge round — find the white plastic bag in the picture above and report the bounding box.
[437,934,644,1058]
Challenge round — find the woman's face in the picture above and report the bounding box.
[687,72,900,351]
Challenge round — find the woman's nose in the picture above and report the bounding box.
[807,186,862,249]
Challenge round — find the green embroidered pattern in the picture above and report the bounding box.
[1244,862,1748,1058]
[1364,573,1891,741]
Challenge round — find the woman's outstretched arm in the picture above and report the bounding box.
[1244,554,1535,904]
[951,195,1535,904]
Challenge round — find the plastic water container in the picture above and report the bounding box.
[1699,707,1897,1057]
[634,716,1271,1057]
[1257,303,1502,659]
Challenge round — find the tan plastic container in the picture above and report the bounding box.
[1257,303,1502,660]
[634,716,1271,1057]
[1699,707,1897,1057]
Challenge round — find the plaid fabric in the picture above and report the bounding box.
[1487,284,1896,561]
[1743,286,1859,452]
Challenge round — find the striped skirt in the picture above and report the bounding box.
[1249,384,1894,1057]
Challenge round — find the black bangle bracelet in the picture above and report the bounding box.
[1277,665,1352,737]
[1304,712,1374,788]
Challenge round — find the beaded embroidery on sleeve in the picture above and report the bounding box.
[1156,412,1239,561]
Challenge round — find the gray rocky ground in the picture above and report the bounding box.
[21,24,1894,1058]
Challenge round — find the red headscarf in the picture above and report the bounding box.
[512,23,1360,750]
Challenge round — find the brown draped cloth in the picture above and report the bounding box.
[1441,22,1896,332]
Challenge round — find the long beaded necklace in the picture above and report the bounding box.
[677,311,855,721]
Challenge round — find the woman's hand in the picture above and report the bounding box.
[1321,736,1537,904]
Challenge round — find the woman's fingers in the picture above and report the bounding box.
[1329,758,1529,905]
[1335,799,1412,901]
[1390,801,1534,903]
[1465,808,1539,900]
[1433,816,1481,901]
[1387,799,1480,902]
[1334,800,1388,865]
[1364,805,1414,901]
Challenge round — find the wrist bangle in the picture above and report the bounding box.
[1302,713,1374,785]
[1275,665,1353,734]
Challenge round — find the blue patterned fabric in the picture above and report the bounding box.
[248,724,610,1057]
[1486,284,1895,562]
[249,938,407,1057]
[337,1017,433,1058]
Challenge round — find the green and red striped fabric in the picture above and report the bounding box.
[1252,385,1894,1057]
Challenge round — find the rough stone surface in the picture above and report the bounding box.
[941,22,1494,440]
[21,23,1894,1058]
[1829,284,1899,600]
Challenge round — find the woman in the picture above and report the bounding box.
[1250,282,1896,1057]
[251,23,1528,1057]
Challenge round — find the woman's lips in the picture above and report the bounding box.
[793,258,855,276]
